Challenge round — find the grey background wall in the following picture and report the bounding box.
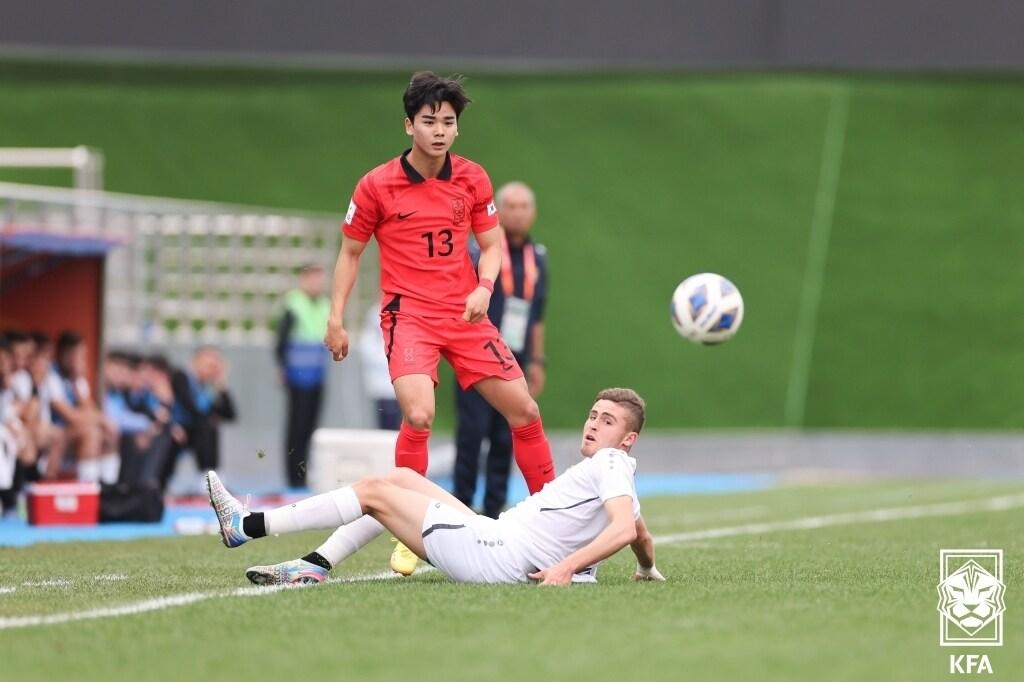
[1,0,1023,70]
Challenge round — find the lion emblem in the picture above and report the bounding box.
[936,559,1006,636]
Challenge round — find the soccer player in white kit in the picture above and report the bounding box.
[207,388,665,585]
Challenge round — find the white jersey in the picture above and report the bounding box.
[498,448,640,571]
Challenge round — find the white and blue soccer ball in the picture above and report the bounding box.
[670,273,744,345]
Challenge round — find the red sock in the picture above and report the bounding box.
[511,418,555,494]
[395,423,430,476]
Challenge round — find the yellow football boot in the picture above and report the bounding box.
[390,538,419,576]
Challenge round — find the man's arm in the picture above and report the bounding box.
[463,226,501,323]
[212,387,236,422]
[528,496,637,586]
[324,237,369,360]
[171,370,201,421]
[49,395,87,427]
[275,309,295,373]
[630,514,665,581]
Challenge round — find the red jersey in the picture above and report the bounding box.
[342,151,499,317]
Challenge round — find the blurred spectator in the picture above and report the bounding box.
[359,304,401,430]
[3,331,39,469]
[163,346,236,490]
[50,331,120,483]
[103,351,179,487]
[25,332,68,479]
[104,351,153,436]
[1,335,38,513]
[275,264,330,487]
[453,181,549,518]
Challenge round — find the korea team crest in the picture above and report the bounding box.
[451,198,466,225]
[937,549,1005,646]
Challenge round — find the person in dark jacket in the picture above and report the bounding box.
[453,182,549,518]
[162,346,236,490]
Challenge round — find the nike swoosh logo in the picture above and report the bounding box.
[398,211,418,220]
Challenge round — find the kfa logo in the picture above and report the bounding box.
[937,549,1004,675]
[937,549,1005,646]
[949,655,993,674]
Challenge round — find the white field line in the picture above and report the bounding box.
[644,505,771,528]
[9,574,129,590]
[20,579,73,588]
[0,567,433,630]
[784,86,851,427]
[653,493,1024,545]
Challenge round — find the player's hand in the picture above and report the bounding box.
[527,362,546,398]
[324,321,350,361]
[213,357,229,390]
[632,564,666,582]
[528,562,575,586]
[462,287,491,323]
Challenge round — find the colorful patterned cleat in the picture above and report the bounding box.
[389,538,419,577]
[206,471,249,548]
[246,559,328,586]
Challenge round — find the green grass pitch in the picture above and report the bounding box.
[2,480,1021,681]
[1,62,1022,430]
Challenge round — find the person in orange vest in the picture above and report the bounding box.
[453,181,548,517]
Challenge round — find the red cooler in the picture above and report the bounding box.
[27,482,101,526]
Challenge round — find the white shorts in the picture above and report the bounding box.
[421,500,532,584]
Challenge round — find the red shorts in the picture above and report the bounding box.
[379,312,523,389]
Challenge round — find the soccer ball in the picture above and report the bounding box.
[670,273,744,345]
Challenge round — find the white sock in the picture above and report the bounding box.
[99,453,120,484]
[265,486,363,536]
[314,516,385,566]
[78,459,101,482]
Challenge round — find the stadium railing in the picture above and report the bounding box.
[0,181,378,347]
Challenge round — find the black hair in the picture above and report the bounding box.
[30,331,50,348]
[141,354,173,376]
[106,350,129,364]
[56,331,83,359]
[403,72,470,121]
[5,330,28,344]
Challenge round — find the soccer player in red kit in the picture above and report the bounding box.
[323,72,555,575]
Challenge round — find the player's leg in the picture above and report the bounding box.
[382,311,443,477]
[392,374,435,476]
[42,425,67,480]
[98,417,120,484]
[272,468,475,584]
[473,376,554,494]
[384,466,476,516]
[389,372,437,574]
[208,471,434,557]
[73,420,102,482]
[283,386,304,487]
[444,319,555,494]
[304,516,387,571]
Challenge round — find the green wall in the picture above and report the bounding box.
[2,62,1021,428]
